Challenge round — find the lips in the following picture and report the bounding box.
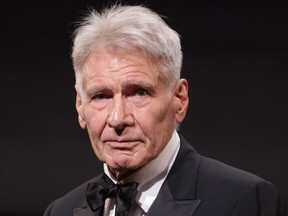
[104,140,141,148]
[102,131,145,149]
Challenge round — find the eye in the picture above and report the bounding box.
[92,93,110,100]
[135,89,148,96]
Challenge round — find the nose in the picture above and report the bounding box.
[107,96,134,129]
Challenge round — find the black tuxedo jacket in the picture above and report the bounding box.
[44,137,286,216]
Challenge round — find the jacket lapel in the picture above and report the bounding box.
[72,175,103,216]
[147,182,201,216]
[73,206,96,216]
[147,136,202,216]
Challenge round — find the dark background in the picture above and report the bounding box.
[1,0,287,215]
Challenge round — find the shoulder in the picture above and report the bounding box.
[178,136,284,214]
[43,175,101,216]
[199,155,267,187]
[179,135,274,191]
[197,155,281,199]
[196,156,283,215]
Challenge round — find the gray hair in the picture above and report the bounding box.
[72,4,183,95]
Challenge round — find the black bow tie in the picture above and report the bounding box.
[86,173,139,216]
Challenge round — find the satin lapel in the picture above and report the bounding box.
[167,136,201,200]
[73,175,104,216]
[73,199,99,216]
[147,182,201,216]
[148,136,202,216]
[73,206,96,216]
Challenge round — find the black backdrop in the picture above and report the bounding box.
[1,0,287,215]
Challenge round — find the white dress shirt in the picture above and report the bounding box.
[103,130,180,216]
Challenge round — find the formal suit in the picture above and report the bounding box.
[44,136,286,216]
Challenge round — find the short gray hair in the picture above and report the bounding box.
[72,4,183,95]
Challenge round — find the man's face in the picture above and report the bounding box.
[76,47,188,179]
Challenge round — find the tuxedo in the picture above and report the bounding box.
[44,136,285,216]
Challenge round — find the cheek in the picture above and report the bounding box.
[137,103,175,153]
[85,107,107,134]
[84,109,107,154]
[86,124,104,159]
[149,102,175,131]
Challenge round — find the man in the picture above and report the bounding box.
[44,4,286,216]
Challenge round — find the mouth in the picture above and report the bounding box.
[104,140,142,149]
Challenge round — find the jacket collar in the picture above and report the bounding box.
[147,135,201,216]
[167,135,200,200]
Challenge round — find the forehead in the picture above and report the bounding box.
[82,47,163,86]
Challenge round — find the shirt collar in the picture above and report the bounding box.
[104,130,180,213]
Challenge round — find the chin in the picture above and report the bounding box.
[112,158,143,171]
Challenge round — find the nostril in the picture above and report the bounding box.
[115,128,125,136]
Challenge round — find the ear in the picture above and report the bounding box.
[75,92,87,129]
[174,79,189,124]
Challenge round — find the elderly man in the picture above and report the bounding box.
[44,4,285,216]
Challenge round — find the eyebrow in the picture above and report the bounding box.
[85,80,156,96]
[86,86,111,97]
[122,81,155,89]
